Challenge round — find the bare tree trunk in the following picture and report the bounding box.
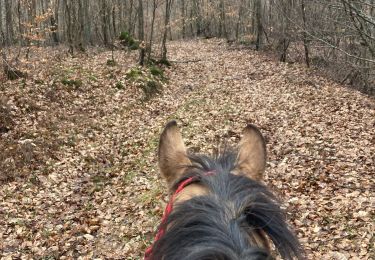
[112,5,117,37]
[5,0,13,45]
[77,0,85,50]
[301,0,310,67]
[193,0,202,36]
[65,0,74,55]
[148,0,157,62]
[128,0,134,34]
[138,0,145,66]
[236,0,245,40]
[101,0,110,46]
[118,0,124,31]
[181,0,186,38]
[162,0,172,61]
[17,0,23,46]
[51,0,59,44]
[190,7,194,36]
[82,0,91,45]
[0,0,3,46]
[219,0,227,38]
[279,0,291,62]
[255,0,263,50]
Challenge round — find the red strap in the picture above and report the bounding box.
[144,171,215,259]
[144,176,197,259]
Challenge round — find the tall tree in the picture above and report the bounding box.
[127,0,134,35]
[148,0,158,62]
[161,0,172,61]
[101,0,110,46]
[192,0,202,36]
[138,0,145,65]
[255,0,263,50]
[278,0,292,62]
[50,0,60,44]
[181,0,186,38]
[301,0,310,67]
[219,0,227,38]
[5,0,13,45]
[64,0,74,54]
[0,0,3,46]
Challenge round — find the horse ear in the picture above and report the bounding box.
[158,121,191,187]
[235,124,267,180]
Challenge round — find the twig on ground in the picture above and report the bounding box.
[170,59,202,63]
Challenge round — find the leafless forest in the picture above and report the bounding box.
[1,1,374,259]
[1,0,374,93]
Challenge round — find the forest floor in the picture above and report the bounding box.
[0,39,374,259]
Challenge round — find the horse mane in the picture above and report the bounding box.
[151,151,304,260]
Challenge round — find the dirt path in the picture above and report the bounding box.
[1,39,374,259]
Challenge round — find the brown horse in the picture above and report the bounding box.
[145,121,304,260]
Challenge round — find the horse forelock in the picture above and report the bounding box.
[151,151,304,260]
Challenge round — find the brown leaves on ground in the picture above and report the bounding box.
[0,40,374,259]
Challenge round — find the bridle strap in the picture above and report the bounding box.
[144,171,216,259]
[144,175,198,259]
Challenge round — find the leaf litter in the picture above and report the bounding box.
[0,39,374,259]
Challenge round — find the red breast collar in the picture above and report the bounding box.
[144,175,198,259]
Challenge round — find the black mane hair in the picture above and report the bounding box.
[151,151,304,260]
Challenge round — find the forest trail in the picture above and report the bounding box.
[1,39,374,259]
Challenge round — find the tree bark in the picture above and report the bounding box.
[279,0,291,62]
[128,0,134,34]
[0,0,3,46]
[162,0,172,61]
[255,0,263,50]
[193,0,202,36]
[148,0,157,62]
[236,0,245,40]
[50,0,59,45]
[5,0,13,45]
[138,0,145,66]
[219,0,227,38]
[102,0,110,46]
[301,0,310,67]
[181,0,186,38]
